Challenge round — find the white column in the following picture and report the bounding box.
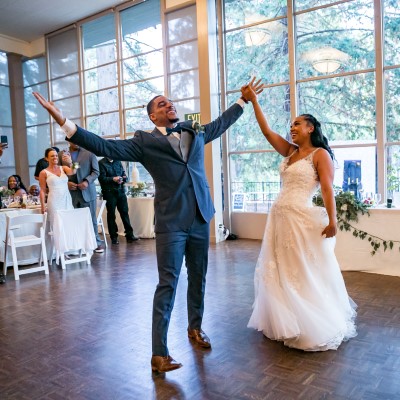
[196,0,224,243]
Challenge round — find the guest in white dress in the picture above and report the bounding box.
[38,148,76,229]
[242,79,357,351]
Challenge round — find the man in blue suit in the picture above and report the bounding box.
[33,81,261,373]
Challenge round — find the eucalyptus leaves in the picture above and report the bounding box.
[313,189,400,256]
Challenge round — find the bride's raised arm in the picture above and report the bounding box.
[241,79,296,157]
[60,152,77,176]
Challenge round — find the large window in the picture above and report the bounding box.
[296,0,376,198]
[0,51,15,184]
[23,56,50,181]
[47,27,81,149]
[121,0,163,182]
[121,0,163,136]
[223,0,399,212]
[384,0,400,197]
[165,5,199,118]
[224,2,290,212]
[82,13,120,136]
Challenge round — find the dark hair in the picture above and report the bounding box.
[52,146,60,153]
[146,95,162,116]
[45,147,58,158]
[8,174,27,192]
[300,114,334,160]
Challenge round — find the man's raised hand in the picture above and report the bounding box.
[241,76,264,103]
[249,76,264,95]
[32,92,66,126]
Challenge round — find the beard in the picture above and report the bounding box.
[169,117,179,123]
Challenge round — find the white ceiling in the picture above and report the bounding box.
[0,0,127,42]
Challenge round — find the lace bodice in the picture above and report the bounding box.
[275,149,320,208]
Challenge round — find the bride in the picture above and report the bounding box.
[39,148,76,230]
[242,79,357,351]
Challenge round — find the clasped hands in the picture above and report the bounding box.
[68,181,88,191]
[240,77,264,103]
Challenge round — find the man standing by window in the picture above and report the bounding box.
[98,157,138,244]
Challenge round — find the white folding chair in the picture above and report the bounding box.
[96,199,108,248]
[53,208,97,270]
[4,213,49,280]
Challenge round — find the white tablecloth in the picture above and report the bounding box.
[53,208,97,256]
[101,196,155,239]
[335,207,400,276]
[0,208,43,266]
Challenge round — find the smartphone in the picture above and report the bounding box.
[0,135,7,145]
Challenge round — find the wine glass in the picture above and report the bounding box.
[374,193,382,205]
[2,196,11,208]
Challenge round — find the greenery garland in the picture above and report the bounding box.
[313,190,400,255]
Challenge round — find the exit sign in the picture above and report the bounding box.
[184,113,201,123]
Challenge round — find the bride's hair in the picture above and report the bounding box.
[44,147,57,158]
[300,114,334,160]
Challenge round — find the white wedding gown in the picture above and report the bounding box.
[248,149,357,351]
[45,167,73,230]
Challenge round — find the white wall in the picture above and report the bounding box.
[231,212,267,240]
[166,0,193,10]
[0,34,45,57]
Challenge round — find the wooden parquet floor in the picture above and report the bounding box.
[0,238,399,400]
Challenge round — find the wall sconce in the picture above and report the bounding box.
[302,46,349,74]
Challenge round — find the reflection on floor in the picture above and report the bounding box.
[0,238,399,399]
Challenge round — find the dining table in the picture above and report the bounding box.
[335,206,400,277]
[0,206,44,267]
[99,196,155,239]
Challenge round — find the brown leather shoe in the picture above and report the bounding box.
[188,328,211,348]
[151,355,182,373]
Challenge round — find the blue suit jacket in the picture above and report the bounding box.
[68,103,243,233]
[63,148,99,203]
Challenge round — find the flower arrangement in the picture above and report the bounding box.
[72,162,80,170]
[128,182,147,197]
[192,121,205,135]
[0,186,13,196]
[313,189,400,255]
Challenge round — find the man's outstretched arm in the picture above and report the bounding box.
[33,92,66,126]
[32,92,143,162]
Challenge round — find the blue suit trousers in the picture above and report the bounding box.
[152,211,209,356]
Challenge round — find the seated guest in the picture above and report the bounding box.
[34,146,60,180]
[28,184,40,196]
[8,175,27,197]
